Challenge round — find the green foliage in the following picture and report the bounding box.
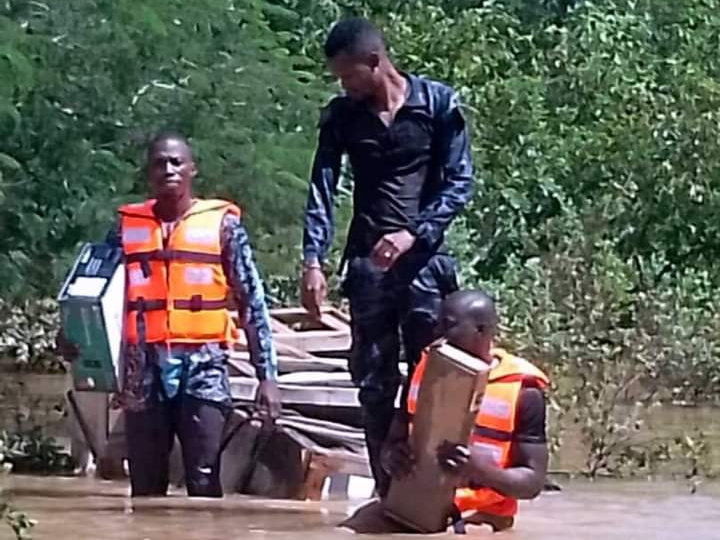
[362,0,720,477]
[471,209,719,477]
[0,298,63,373]
[0,427,73,475]
[0,0,329,300]
[0,379,72,476]
[376,0,720,283]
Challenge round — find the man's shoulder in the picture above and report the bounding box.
[319,95,355,127]
[513,386,547,444]
[519,385,546,402]
[409,73,461,115]
[117,199,153,216]
[219,210,246,247]
[412,73,457,96]
[516,386,547,426]
[221,210,242,228]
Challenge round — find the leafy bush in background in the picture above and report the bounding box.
[0,299,62,373]
[0,0,326,299]
[477,209,718,477]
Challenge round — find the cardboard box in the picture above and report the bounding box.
[384,342,489,533]
[58,242,125,393]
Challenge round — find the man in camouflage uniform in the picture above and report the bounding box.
[300,18,475,495]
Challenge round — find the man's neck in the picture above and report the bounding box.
[153,196,192,222]
[371,64,407,113]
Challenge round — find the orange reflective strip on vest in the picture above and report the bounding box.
[473,380,520,434]
[406,346,549,519]
[119,198,240,344]
[406,352,427,415]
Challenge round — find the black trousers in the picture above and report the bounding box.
[125,395,228,497]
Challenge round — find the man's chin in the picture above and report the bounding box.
[154,186,185,200]
[346,90,369,102]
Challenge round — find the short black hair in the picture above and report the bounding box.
[324,17,386,59]
[146,130,192,157]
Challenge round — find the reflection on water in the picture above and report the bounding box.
[4,475,720,540]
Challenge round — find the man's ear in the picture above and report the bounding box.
[368,51,380,70]
[190,161,198,179]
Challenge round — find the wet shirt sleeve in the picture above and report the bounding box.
[220,213,278,381]
[302,107,344,264]
[414,93,475,250]
[513,387,547,444]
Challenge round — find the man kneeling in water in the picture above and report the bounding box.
[341,290,549,533]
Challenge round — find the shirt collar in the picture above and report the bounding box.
[344,72,427,113]
[402,72,427,108]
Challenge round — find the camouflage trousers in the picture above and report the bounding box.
[342,250,459,495]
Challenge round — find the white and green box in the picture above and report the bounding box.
[57,243,125,393]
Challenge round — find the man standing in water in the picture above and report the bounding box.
[301,17,475,495]
[59,132,280,497]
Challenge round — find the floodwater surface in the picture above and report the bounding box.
[3,475,720,540]
[3,375,720,539]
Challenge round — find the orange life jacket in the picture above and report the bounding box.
[407,347,550,518]
[119,198,240,344]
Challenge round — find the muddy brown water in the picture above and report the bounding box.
[2,374,720,539]
[3,475,720,540]
[3,373,720,472]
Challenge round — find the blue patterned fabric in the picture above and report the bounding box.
[220,213,277,381]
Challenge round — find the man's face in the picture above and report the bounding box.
[438,308,477,355]
[328,52,379,101]
[147,138,196,200]
[437,304,497,360]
